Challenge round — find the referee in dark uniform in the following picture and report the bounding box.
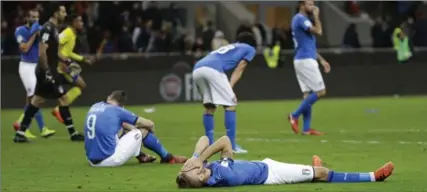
[14,3,84,143]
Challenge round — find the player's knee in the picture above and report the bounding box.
[58,95,70,106]
[223,105,236,111]
[316,90,326,97]
[313,167,330,181]
[204,103,216,114]
[77,79,86,89]
[30,96,44,107]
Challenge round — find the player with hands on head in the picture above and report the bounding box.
[84,90,188,167]
[13,9,56,139]
[176,135,394,188]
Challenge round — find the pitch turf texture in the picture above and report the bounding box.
[2,96,427,192]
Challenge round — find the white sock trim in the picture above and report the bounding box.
[369,172,376,182]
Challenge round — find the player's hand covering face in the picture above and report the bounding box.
[181,157,204,173]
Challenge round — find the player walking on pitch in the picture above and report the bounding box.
[176,135,394,188]
[192,32,256,153]
[288,1,331,135]
[51,13,95,123]
[84,90,187,167]
[13,9,56,139]
[13,4,85,143]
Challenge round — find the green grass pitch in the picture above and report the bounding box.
[2,96,427,192]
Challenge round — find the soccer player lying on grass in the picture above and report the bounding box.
[84,90,187,167]
[176,136,394,188]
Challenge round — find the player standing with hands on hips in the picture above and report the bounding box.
[192,32,256,153]
[14,3,85,143]
[13,9,56,139]
[288,1,331,135]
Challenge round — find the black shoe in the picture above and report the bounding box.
[70,132,85,141]
[13,133,30,143]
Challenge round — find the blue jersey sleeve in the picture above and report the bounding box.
[242,46,256,62]
[115,107,138,125]
[15,27,27,43]
[299,16,313,31]
[206,158,234,186]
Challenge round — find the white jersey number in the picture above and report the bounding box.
[212,44,236,54]
[86,114,97,139]
[292,32,298,48]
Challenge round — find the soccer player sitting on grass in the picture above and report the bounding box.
[84,90,188,167]
[176,135,394,188]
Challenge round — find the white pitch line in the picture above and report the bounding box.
[2,136,427,145]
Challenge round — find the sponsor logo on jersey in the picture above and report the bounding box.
[159,74,182,102]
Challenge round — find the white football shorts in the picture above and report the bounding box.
[89,129,142,167]
[19,61,37,97]
[192,67,237,106]
[262,158,314,185]
[293,58,325,93]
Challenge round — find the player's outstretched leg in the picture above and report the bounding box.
[203,104,216,145]
[14,97,44,143]
[224,106,247,154]
[141,130,187,164]
[52,86,83,123]
[312,156,394,183]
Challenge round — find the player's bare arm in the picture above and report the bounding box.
[19,34,38,53]
[317,52,331,73]
[134,117,155,131]
[230,60,248,88]
[200,136,233,161]
[182,136,233,173]
[309,6,323,36]
[181,136,210,172]
[39,39,49,70]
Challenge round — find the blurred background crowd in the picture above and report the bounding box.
[1,1,427,56]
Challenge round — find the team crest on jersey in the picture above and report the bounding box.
[302,168,312,176]
[159,74,182,102]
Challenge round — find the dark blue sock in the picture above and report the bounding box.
[34,110,45,132]
[302,106,312,132]
[225,110,236,150]
[327,171,374,183]
[142,132,169,159]
[203,114,214,145]
[292,93,319,118]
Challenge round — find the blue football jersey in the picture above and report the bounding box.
[15,25,39,63]
[194,43,256,73]
[206,158,269,187]
[84,102,138,161]
[291,13,317,60]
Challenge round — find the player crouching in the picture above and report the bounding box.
[84,90,187,167]
[176,135,394,188]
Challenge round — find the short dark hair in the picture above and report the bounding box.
[236,32,255,47]
[108,90,127,106]
[46,3,62,18]
[66,13,80,25]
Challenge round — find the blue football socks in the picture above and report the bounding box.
[34,110,45,132]
[302,106,312,132]
[142,132,169,159]
[225,110,236,150]
[292,92,319,118]
[203,114,215,145]
[327,171,375,183]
